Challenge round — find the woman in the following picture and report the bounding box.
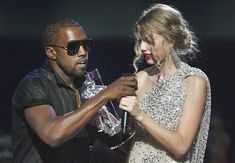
[119,4,211,163]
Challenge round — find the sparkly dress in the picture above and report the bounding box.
[128,62,211,163]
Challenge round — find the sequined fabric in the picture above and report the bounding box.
[128,62,211,163]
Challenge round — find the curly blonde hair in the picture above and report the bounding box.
[133,4,198,71]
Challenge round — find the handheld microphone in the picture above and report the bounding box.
[121,73,135,136]
[121,110,129,136]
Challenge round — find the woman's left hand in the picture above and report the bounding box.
[119,96,142,119]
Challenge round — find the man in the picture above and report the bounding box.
[12,19,137,163]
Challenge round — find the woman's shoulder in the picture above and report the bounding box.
[136,66,155,81]
[182,63,209,80]
[181,62,210,88]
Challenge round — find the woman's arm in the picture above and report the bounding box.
[119,75,207,159]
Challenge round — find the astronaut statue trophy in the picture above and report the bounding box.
[81,69,135,150]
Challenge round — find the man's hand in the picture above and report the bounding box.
[102,75,138,101]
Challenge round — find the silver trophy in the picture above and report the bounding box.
[81,69,135,150]
[81,69,121,136]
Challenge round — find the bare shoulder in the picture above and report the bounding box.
[185,75,207,93]
[135,69,150,85]
[185,75,207,84]
[136,66,155,81]
[135,66,156,97]
[136,70,148,80]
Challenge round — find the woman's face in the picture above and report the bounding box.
[139,33,173,66]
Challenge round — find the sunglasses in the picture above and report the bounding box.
[48,39,94,56]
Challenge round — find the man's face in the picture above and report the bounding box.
[54,26,89,78]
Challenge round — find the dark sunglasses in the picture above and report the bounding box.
[48,39,94,56]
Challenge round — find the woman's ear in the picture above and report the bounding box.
[45,47,56,60]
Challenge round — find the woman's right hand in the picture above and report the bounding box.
[119,96,142,120]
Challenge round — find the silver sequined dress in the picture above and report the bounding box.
[128,62,211,163]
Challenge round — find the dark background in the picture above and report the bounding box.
[0,0,235,162]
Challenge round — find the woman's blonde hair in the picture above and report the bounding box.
[133,4,198,71]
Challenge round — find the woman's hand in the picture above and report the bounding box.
[119,96,142,119]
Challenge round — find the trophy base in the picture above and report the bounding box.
[108,127,135,150]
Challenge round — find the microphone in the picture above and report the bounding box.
[121,73,135,137]
[121,110,129,136]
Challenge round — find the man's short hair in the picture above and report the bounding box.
[42,19,81,46]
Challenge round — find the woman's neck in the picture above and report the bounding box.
[155,54,178,81]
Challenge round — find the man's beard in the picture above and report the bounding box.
[70,67,87,89]
[72,68,86,78]
[66,63,87,78]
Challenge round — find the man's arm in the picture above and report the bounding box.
[24,75,137,147]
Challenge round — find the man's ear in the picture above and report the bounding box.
[45,47,56,60]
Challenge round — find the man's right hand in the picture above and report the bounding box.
[102,75,138,101]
